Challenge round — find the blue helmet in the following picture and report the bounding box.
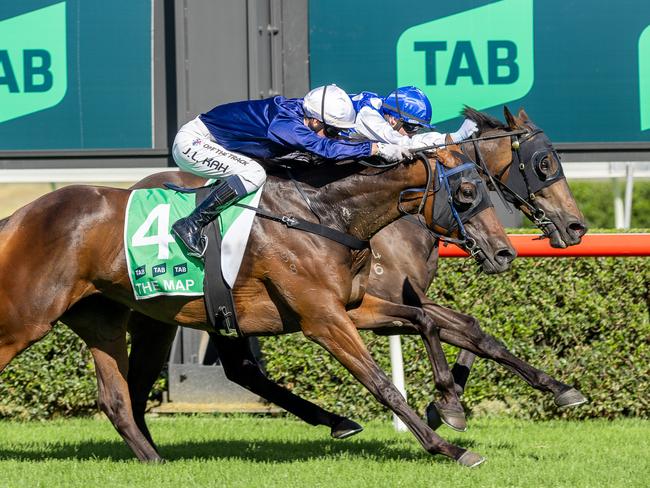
[382,86,434,128]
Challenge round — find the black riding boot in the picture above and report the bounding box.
[172,176,247,258]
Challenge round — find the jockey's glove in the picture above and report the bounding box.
[450,118,479,142]
[376,143,413,163]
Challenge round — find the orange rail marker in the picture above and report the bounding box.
[438,233,650,257]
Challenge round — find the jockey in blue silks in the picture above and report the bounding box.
[171,84,411,257]
[348,86,478,148]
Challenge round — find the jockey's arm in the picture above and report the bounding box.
[268,114,375,161]
[353,106,413,146]
[355,106,450,149]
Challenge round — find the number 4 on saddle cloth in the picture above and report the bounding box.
[124,182,264,336]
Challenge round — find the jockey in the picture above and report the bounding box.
[348,86,478,148]
[171,84,411,257]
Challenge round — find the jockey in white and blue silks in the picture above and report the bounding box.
[348,86,478,149]
[171,84,410,257]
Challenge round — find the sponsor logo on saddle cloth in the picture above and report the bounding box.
[124,184,263,300]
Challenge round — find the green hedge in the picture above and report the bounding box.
[260,256,649,421]
[523,180,650,229]
[0,256,647,421]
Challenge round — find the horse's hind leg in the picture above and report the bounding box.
[426,302,587,408]
[62,296,161,462]
[451,349,477,396]
[0,322,52,373]
[210,334,363,439]
[127,312,178,449]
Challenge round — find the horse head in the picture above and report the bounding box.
[411,138,516,274]
[463,106,587,248]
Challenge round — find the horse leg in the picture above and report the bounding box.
[127,312,178,450]
[301,307,484,467]
[425,302,587,408]
[349,294,466,431]
[63,296,162,462]
[210,334,363,439]
[412,292,477,430]
[451,349,477,396]
[0,322,52,373]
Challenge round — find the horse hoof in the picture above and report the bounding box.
[142,456,165,464]
[555,388,588,409]
[456,450,486,468]
[331,418,363,439]
[426,402,467,432]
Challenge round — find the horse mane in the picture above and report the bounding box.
[462,106,508,132]
[0,217,8,232]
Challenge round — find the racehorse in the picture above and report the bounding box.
[0,145,511,466]
[124,107,587,442]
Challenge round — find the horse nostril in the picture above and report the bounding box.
[568,221,587,237]
[495,248,516,264]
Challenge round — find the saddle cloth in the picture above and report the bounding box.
[124,185,263,300]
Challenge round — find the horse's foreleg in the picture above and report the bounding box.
[210,334,363,439]
[64,296,162,462]
[349,294,466,431]
[127,312,178,450]
[301,307,484,467]
[425,302,587,408]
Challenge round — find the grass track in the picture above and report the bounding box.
[0,416,647,487]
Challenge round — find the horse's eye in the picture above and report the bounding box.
[455,183,476,205]
[539,157,550,172]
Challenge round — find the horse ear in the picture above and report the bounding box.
[436,148,454,166]
[445,133,454,145]
[517,108,530,123]
[503,106,518,129]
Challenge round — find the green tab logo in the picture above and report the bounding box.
[397,0,534,124]
[0,2,67,123]
[640,25,650,131]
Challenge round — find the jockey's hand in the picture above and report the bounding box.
[376,143,412,163]
[451,119,479,141]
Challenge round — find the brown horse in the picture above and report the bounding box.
[0,146,511,466]
[124,107,587,441]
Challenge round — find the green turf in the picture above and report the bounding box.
[0,416,647,487]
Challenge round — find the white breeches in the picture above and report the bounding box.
[172,117,266,193]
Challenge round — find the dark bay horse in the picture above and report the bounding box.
[0,147,511,466]
[124,108,585,448]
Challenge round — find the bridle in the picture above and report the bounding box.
[390,152,491,260]
[472,127,563,239]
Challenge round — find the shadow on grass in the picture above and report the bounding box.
[0,437,478,464]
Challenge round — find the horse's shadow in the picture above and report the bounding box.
[0,437,478,463]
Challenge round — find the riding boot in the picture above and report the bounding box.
[172,176,248,258]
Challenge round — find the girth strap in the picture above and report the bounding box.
[164,181,368,250]
[234,203,369,250]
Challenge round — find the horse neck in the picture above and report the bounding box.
[312,161,427,241]
[475,128,514,179]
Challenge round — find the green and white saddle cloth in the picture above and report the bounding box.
[124,184,263,300]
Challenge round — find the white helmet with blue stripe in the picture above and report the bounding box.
[303,85,357,129]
